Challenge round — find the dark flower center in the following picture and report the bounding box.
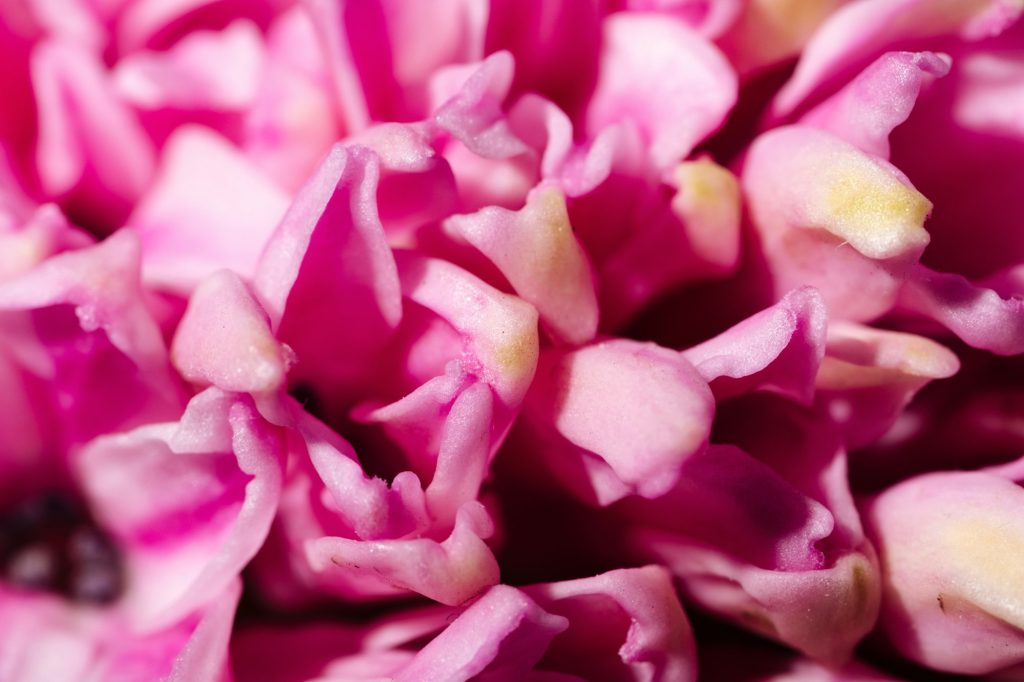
[0,491,124,605]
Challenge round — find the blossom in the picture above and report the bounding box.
[1,0,1024,680]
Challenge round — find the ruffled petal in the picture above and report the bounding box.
[74,389,285,630]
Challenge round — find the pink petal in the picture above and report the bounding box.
[522,339,713,505]
[771,0,1023,119]
[395,252,539,410]
[243,6,341,191]
[393,585,568,682]
[641,530,879,665]
[742,125,932,320]
[445,186,598,345]
[587,13,737,169]
[800,51,951,159]
[485,0,603,120]
[433,51,532,160]
[307,501,500,606]
[0,203,92,281]
[0,230,183,445]
[597,157,744,327]
[254,143,402,402]
[131,125,289,294]
[114,20,264,113]
[31,39,155,228]
[171,270,292,394]
[899,264,1024,355]
[75,388,285,630]
[525,566,697,682]
[863,470,1024,673]
[683,286,827,404]
[817,322,960,448]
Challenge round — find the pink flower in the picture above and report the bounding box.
[2,0,1024,679]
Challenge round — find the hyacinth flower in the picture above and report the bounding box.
[0,230,286,679]
[232,566,695,682]
[169,140,539,606]
[2,0,1024,679]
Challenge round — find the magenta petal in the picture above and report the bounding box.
[74,388,285,629]
[131,125,289,294]
[683,286,827,404]
[254,143,402,400]
[525,566,697,682]
[0,230,183,444]
[587,13,737,169]
[597,157,744,327]
[800,51,951,159]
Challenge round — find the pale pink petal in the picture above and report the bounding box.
[395,252,539,410]
[0,203,92,281]
[114,20,264,113]
[522,339,713,505]
[171,270,292,394]
[683,287,828,404]
[445,186,598,345]
[433,51,532,160]
[800,51,951,158]
[863,470,1024,674]
[307,501,500,606]
[131,125,290,294]
[715,0,848,76]
[899,264,1024,355]
[243,6,341,191]
[618,0,745,39]
[348,122,458,237]
[297,404,427,541]
[587,13,737,169]
[816,322,960,448]
[640,531,879,665]
[393,585,568,682]
[743,125,932,320]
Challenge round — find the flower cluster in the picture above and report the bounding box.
[1,0,1023,679]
